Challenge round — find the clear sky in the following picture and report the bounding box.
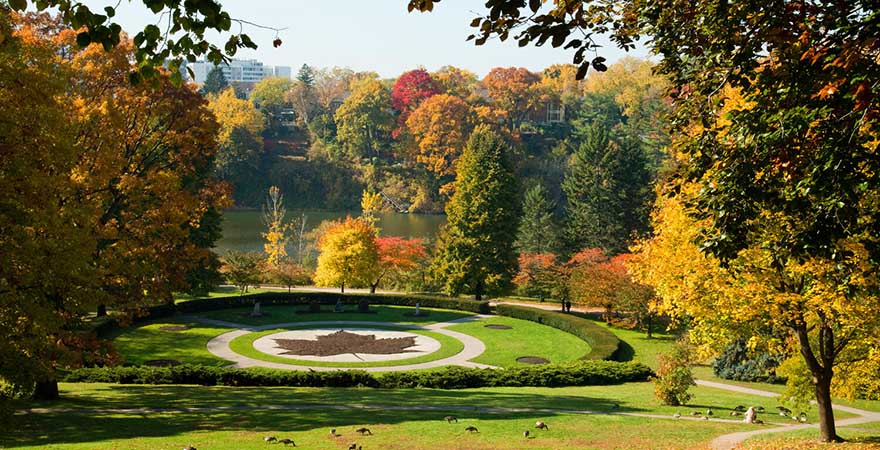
[88,0,650,78]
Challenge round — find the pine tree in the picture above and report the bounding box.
[432,125,520,300]
[562,123,651,255]
[203,66,228,95]
[516,182,560,254]
[297,63,315,87]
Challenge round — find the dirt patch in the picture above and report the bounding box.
[484,324,512,330]
[273,330,418,356]
[158,325,189,332]
[516,356,550,364]
[143,359,182,367]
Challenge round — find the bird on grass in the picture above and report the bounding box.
[523,430,530,438]
[183,446,197,450]
[330,429,338,437]
[279,438,295,447]
[706,408,713,417]
[798,412,808,423]
[347,443,360,450]
[703,416,710,421]
[535,421,549,430]
[444,416,458,423]
[777,406,792,417]
[730,411,741,417]
[264,436,277,443]
[355,427,372,435]
[465,426,479,433]
[734,405,747,412]
[690,411,702,416]
[673,412,681,419]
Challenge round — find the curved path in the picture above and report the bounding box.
[194,315,499,372]
[699,379,880,450]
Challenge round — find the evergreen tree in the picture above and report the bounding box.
[562,123,651,255]
[297,63,315,87]
[203,66,228,95]
[432,126,520,300]
[516,182,560,254]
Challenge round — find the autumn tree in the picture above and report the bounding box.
[272,262,312,293]
[207,87,265,183]
[513,253,558,301]
[203,66,228,95]
[562,123,651,255]
[314,217,380,292]
[251,76,294,137]
[222,251,265,295]
[483,67,541,131]
[334,77,394,159]
[516,182,560,254]
[262,186,290,269]
[431,126,520,299]
[405,93,475,184]
[371,237,427,293]
[432,65,479,100]
[391,68,441,136]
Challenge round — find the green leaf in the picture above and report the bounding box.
[75,32,92,48]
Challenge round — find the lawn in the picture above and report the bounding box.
[227,326,465,368]
[192,304,474,327]
[7,382,787,450]
[111,321,233,366]
[741,426,880,449]
[445,316,591,367]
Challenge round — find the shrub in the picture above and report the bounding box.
[652,336,696,406]
[712,339,785,383]
[62,361,652,389]
[494,304,620,360]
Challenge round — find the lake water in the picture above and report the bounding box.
[215,210,446,254]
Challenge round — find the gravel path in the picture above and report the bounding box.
[194,316,498,372]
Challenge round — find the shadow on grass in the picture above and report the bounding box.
[7,387,636,448]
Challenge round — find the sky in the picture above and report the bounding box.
[87,0,650,78]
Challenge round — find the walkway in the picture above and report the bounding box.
[698,380,880,450]
[193,315,499,372]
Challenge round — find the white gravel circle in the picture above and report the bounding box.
[251,328,442,362]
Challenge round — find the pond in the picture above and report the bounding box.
[215,210,446,254]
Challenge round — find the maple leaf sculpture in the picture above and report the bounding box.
[273,330,418,357]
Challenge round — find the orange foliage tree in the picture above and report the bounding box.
[405,94,476,184]
[370,237,427,293]
[482,67,542,130]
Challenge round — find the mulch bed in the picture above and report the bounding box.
[144,359,182,367]
[158,325,189,332]
[273,330,418,357]
[516,356,550,365]
[484,324,512,330]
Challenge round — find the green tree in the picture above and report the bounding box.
[202,66,228,95]
[207,87,265,186]
[221,251,264,296]
[516,182,560,254]
[334,77,394,159]
[562,123,651,255]
[432,126,520,300]
[251,76,294,137]
[297,63,315,87]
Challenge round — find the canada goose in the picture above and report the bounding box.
[703,416,709,421]
[734,405,746,412]
[348,443,358,450]
[755,406,766,413]
[776,406,792,416]
[523,430,530,438]
[690,411,701,416]
[465,426,479,433]
[535,421,549,430]
[673,412,681,419]
[264,436,277,443]
[798,412,808,423]
[183,447,197,450]
[444,416,458,423]
[279,438,295,447]
[706,408,713,416]
[355,427,372,435]
[330,429,338,437]
[730,411,741,416]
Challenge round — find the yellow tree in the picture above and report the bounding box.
[405,94,476,183]
[262,186,289,269]
[207,87,265,179]
[314,217,380,292]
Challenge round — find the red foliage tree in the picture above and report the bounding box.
[370,236,427,292]
[391,69,441,137]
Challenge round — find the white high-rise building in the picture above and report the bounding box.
[186,59,292,84]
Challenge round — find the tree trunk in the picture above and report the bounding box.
[646,314,653,339]
[474,279,483,301]
[815,372,840,443]
[795,324,842,443]
[341,281,345,293]
[369,283,377,294]
[32,378,59,400]
[96,304,107,317]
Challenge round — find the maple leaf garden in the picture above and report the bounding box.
[1,1,879,449]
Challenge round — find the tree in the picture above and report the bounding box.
[405,94,475,182]
[207,87,265,182]
[516,182,560,254]
[221,251,264,295]
[482,67,541,130]
[251,76,294,137]
[334,78,393,159]
[202,66,228,95]
[271,262,312,293]
[432,65,479,100]
[513,253,558,301]
[562,123,651,255]
[371,237,427,293]
[296,63,315,87]
[313,217,379,292]
[262,186,290,269]
[431,126,520,300]
[391,68,441,136]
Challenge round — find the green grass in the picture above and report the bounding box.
[111,321,233,366]
[594,319,676,369]
[446,316,591,367]
[7,381,789,450]
[741,426,880,449]
[174,286,274,302]
[227,326,464,367]
[193,304,474,326]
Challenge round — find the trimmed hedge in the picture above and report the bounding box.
[176,292,490,315]
[63,361,652,389]
[494,304,621,361]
